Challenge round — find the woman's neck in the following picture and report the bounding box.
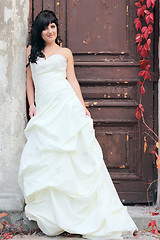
[44,41,57,49]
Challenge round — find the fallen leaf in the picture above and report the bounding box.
[148,220,157,228]
[0,213,8,218]
[151,227,159,235]
[1,222,4,230]
[3,232,13,239]
[152,212,159,216]
[144,140,147,153]
[155,206,159,211]
[156,142,159,149]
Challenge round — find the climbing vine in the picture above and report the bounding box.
[134,0,160,235]
[134,0,159,167]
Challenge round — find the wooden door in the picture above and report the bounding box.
[30,0,158,203]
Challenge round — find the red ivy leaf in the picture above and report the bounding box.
[146,60,151,64]
[137,8,142,17]
[148,24,153,34]
[138,60,145,70]
[152,227,159,235]
[141,85,145,95]
[139,70,145,76]
[138,81,143,85]
[147,38,151,46]
[135,20,142,30]
[135,106,142,120]
[148,220,157,228]
[138,59,151,70]
[135,2,142,7]
[144,30,149,39]
[152,212,159,216]
[147,0,152,8]
[134,17,141,30]
[145,12,154,24]
[150,13,154,23]
[151,0,156,6]
[135,34,142,44]
[137,45,143,52]
[141,26,147,33]
[134,17,139,24]
[144,43,150,51]
[144,10,151,15]
[139,104,144,112]
[142,4,146,10]
[137,5,146,17]
[140,48,146,58]
[147,0,156,8]
[144,70,151,80]
[145,64,151,70]
[3,232,13,239]
[145,15,150,24]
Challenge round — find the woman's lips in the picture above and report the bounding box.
[48,35,54,38]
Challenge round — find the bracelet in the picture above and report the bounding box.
[29,104,35,111]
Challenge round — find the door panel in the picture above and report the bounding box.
[67,0,128,54]
[31,0,157,203]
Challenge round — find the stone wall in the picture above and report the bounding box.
[0,0,29,212]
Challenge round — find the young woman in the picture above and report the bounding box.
[18,10,138,240]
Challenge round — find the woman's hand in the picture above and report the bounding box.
[83,106,91,118]
[29,105,36,118]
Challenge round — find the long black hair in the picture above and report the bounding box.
[28,10,62,65]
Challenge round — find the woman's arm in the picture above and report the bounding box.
[66,49,91,117]
[26,46,36,118]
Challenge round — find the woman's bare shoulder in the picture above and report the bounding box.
[60,47,73,60]
[61,47,72,53]
[26,45,31,56]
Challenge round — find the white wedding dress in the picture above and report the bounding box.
[18,54,138,240]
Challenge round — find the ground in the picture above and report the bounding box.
[11,231,160,240]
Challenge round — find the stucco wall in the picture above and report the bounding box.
[0,0,29,211]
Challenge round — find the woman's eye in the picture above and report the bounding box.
[51,25,55,28]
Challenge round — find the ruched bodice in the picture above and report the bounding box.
[30,54,67,80]
[30,54,73,113]
[18,54,138,240]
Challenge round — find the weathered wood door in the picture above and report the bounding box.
[30,0,158,203]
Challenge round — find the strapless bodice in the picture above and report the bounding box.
[30,54,67,80]
[30,54,73,113]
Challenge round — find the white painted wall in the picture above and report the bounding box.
[0,0,29,211]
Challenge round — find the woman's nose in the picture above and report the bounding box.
[48,27,52,33]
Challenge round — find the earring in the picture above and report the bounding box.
[57,36,62,47]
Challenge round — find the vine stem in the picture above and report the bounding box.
[144,131,158,143]
[141,112,159,141]
[147,178,160,217]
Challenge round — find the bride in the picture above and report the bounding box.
[18,9,138,240]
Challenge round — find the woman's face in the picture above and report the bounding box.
[41,22,57,44]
